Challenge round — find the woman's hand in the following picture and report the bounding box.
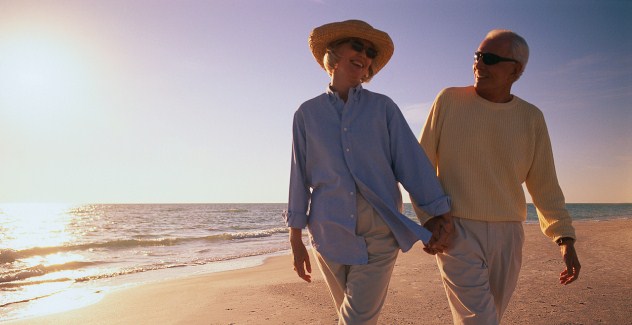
[290,228,312,282]
[423,213,454,255]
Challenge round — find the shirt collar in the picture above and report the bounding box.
[326,84,363,103]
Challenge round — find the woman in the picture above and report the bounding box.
[284,19,452,324]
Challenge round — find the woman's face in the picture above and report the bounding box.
[331,38,375,84]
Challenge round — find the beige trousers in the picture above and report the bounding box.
[313,193,399,325]
[437,217,524,325]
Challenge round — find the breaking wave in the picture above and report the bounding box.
[0,227,288,264]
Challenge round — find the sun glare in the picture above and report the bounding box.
[0,203,112,321]
[8,285,107,321]
[1,37,86,104]
[0,19,100,128]
[0,203,76,251]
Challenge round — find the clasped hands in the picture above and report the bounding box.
[423,213,454,255]
[289,213,456,282]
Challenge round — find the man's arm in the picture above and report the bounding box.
[525,114,580,284]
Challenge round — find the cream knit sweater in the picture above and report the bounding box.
[416,86,575,241]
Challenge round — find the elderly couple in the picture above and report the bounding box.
[283,19,581,325]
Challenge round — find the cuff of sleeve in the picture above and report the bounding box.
[547,222,576,244]
[414,195,451,224]
[553,234,576,244]
[555,237,575,246]
[283,210,308,229]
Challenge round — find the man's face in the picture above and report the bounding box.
[473,37,521,98]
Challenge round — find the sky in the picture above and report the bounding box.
[0,0,630,204]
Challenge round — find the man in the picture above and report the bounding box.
[285,20,451,324]
[415,30,581,324]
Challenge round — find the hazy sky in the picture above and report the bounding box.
[1,0,630,203]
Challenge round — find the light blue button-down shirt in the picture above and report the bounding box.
[285,85,450,265]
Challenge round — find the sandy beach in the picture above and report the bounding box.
[6,219,631,325]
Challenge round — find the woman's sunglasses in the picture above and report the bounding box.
[348,39,378,59]
[474,51,518,65]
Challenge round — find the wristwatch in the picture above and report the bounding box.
[556,237,575,246]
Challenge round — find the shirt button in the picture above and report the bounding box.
[350,214,354,218]
[343,127,348,131]
[350,191,354,195]
[346,148,350,152]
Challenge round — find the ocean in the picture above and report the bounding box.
[1,202,631,321]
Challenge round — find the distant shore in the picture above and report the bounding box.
[6,218,632,325]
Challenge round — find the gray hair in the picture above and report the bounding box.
[324,39,375,83]
[486,29,530,78]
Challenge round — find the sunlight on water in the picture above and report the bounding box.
[1,203,94,285]
[0,203,77,251]
[7,286,106,320]
[0,204,108,321]
[20,252,85,268]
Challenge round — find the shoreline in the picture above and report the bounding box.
[0,252,289,323]
[5,218,632,324]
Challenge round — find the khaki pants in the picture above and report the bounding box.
[437,217,524,325]
[313,193,399,325]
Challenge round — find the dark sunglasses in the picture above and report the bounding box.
[474,51,518,65]
[348,39,378,59]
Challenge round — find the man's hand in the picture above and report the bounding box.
[289,228,312,282]
[423,213,454,255]
[559,239,581,285]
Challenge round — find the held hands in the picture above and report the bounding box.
[423,213,454,255]
[289,228,312,282]
[559,240,581,285]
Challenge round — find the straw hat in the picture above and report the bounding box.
[308,19,394,76]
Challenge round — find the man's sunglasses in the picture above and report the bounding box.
[474,51,518,65]
[347,38,378,59]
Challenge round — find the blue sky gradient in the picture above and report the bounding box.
[1,0,630,203]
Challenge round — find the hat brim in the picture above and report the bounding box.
[309,20,394,77]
